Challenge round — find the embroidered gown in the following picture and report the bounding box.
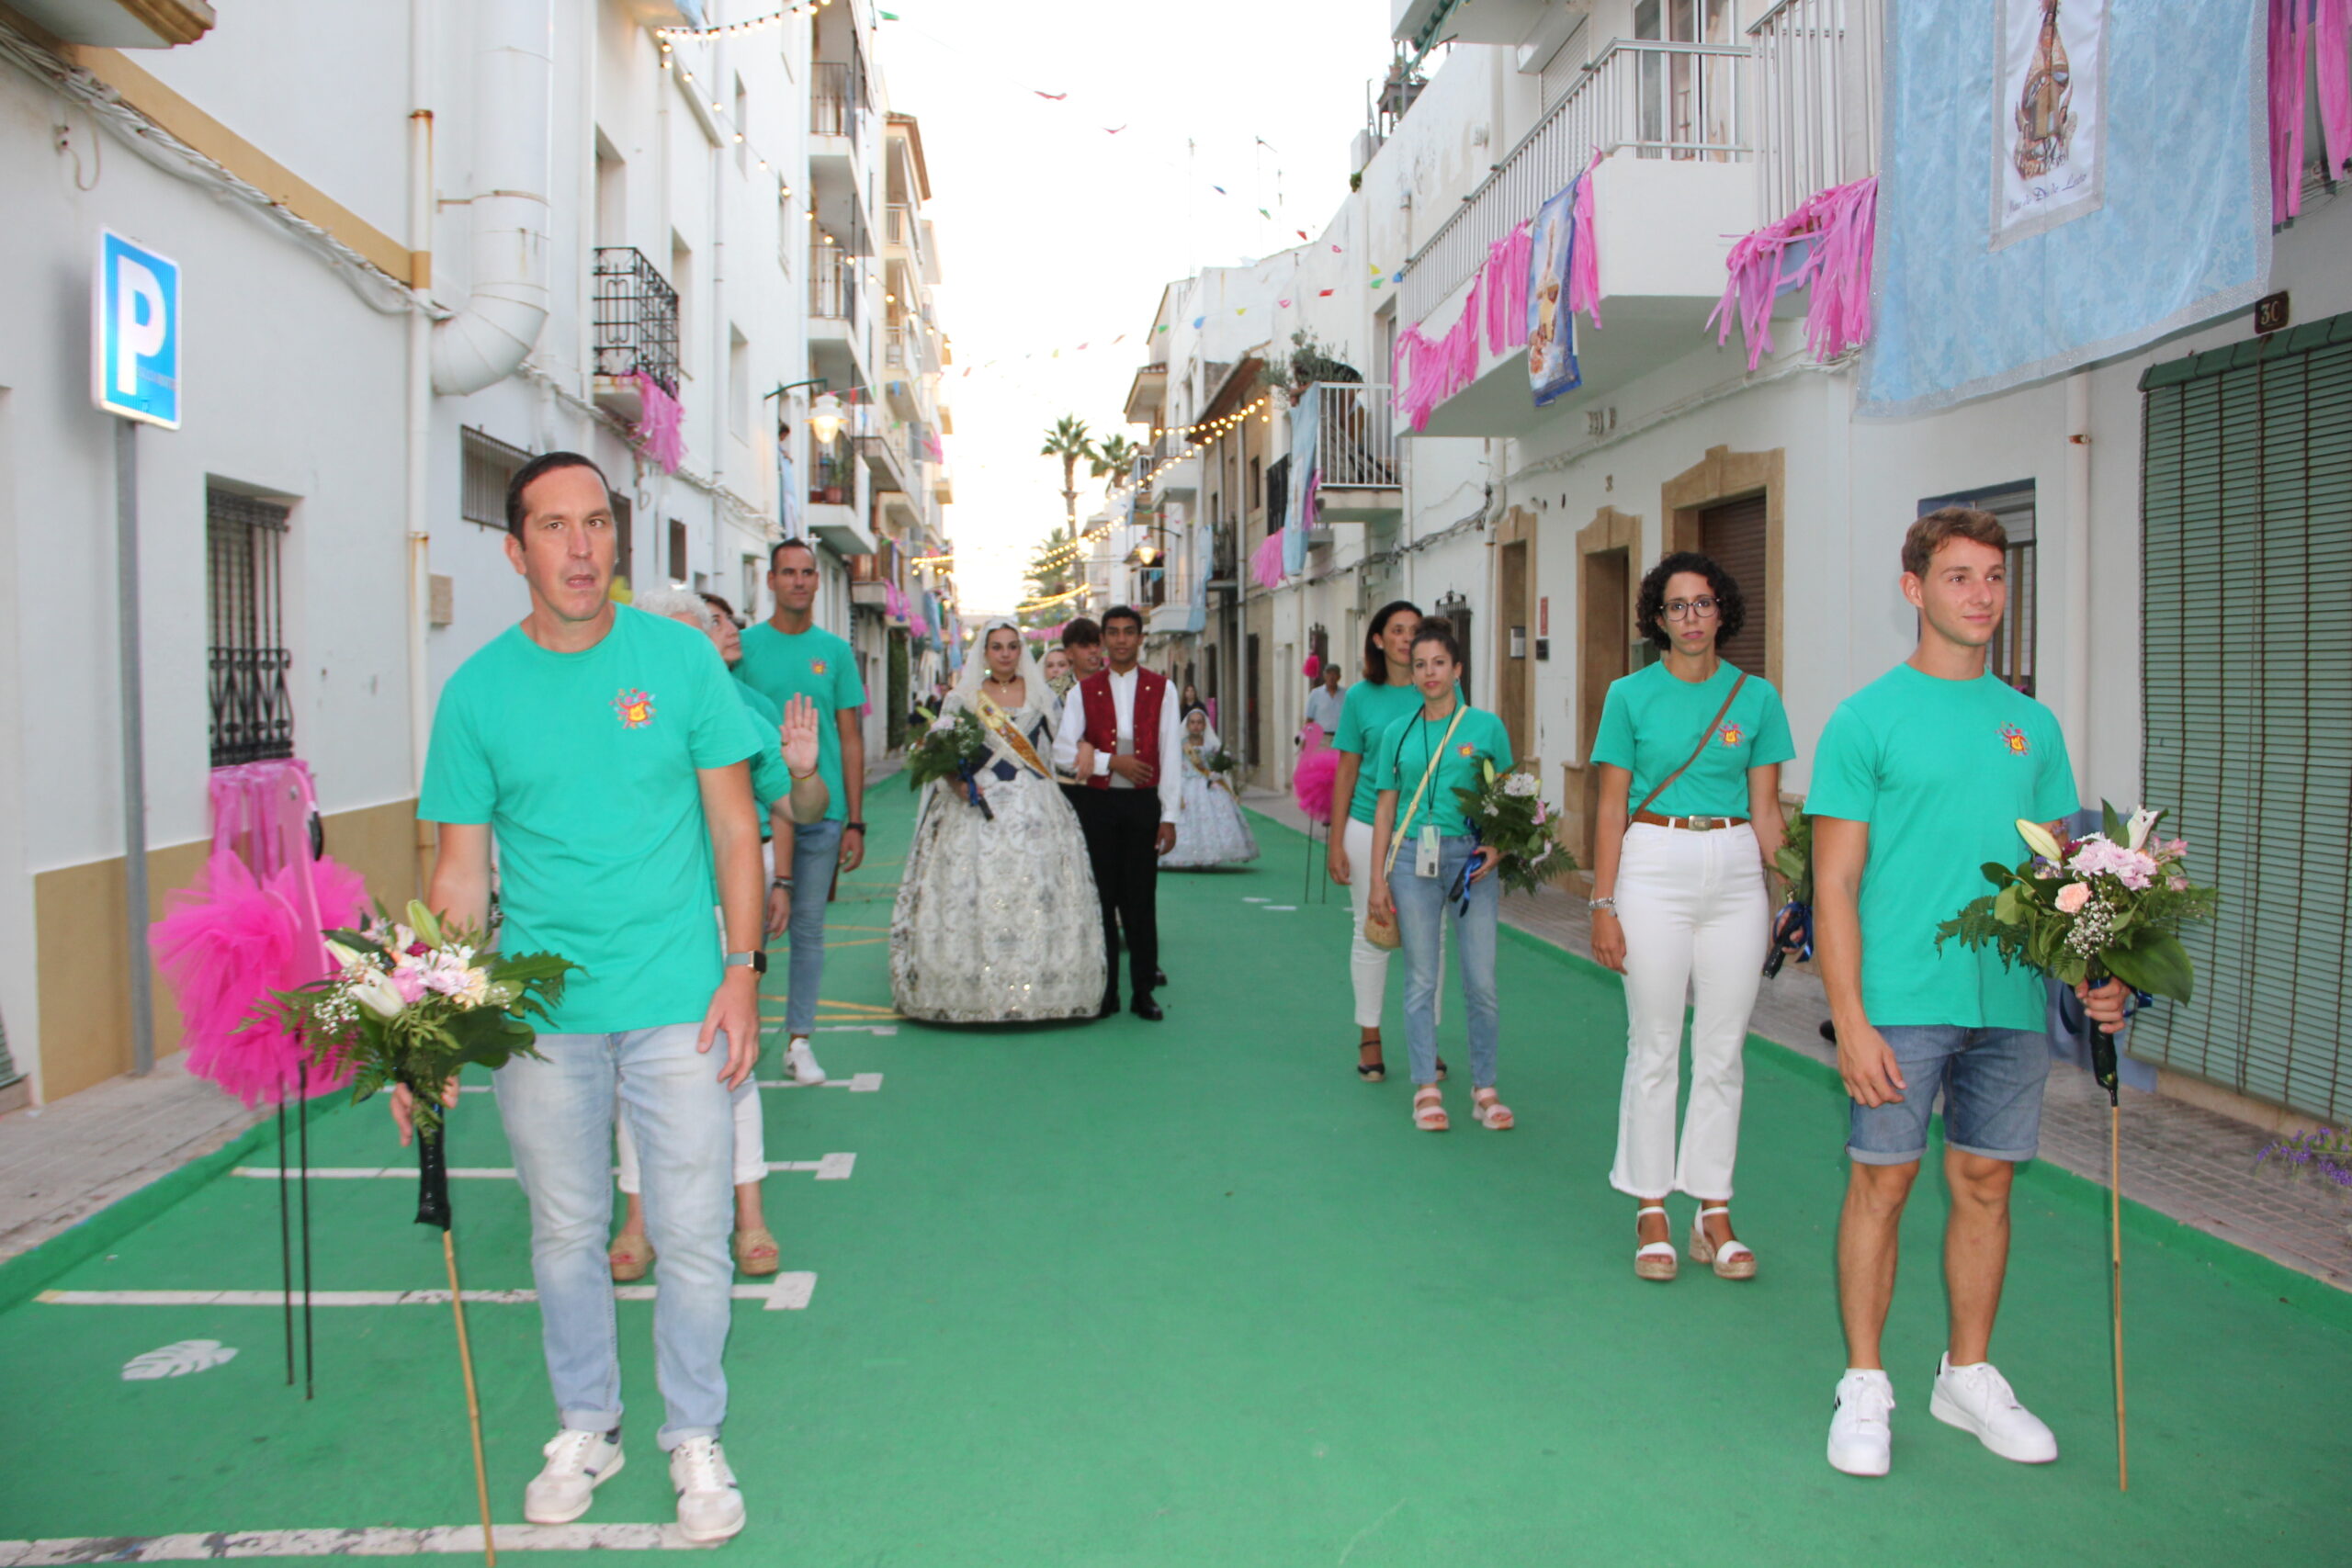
[1162,727,1261,870]
[889,687,1108,1021]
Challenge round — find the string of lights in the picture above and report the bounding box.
[655,2,831,43]
[1145,393,1272,441]
[1014,582,1092,614]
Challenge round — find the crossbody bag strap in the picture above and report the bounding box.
[1633,673,1747,819]
[1381,705,1469,878]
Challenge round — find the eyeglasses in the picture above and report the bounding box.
[1664,596,1721,620]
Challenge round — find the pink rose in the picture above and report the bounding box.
[2054,882,2091,915]
[391,967,428,1004]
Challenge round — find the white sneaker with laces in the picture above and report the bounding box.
[1826,1369,1895,1477]
[669,1437,747,1542]
[523,1427,624,1525]
[785,1036,827,1086]
[1930,1354,2058,1463]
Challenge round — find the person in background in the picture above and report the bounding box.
[1366,618,1511,1132]
[733,539,867,1089]
[1587,553,1790,1284]
[1325,601,1434,1083]
[1053,619,1105,784]
[1304,659,1346,740]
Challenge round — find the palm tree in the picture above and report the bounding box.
[1021,525,1080,627]
[1040,415,1094,533]
[1091,432,1144,494]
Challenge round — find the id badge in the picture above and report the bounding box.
[1414,825,1442,878]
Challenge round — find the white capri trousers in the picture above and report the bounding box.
[618,1077,765,1193]
[1608,822,1770,1201]
[1342,815,1440,1032]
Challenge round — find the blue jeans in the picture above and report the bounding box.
[1387,834,1501,1089]
[495,1023,736,1450]
[785,818,846,1036]
[1847,1025,2052,1165]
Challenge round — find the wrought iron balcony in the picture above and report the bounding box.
[810,245,860,326]
[1749,0,1883,225]
[592,247,679,398]
[811,61,864,139]
[1313,383,1400,489]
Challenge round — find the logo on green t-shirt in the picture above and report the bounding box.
[809,659,829,677]
[613,687,656,729]
[1998,722,2030,754]
[1719,722,1745,748]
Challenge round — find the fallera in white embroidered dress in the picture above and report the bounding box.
[1162,721,1260,870]
[889,681,1107,1022]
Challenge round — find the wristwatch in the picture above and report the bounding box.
[844,820,867,833]
[724,950,769,975]
[1588,897,1618,914]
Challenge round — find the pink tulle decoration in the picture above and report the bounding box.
[1569,151,1604,329]
[1250,532,1287,590]
[153,851,368,1106]
[1302,653,1322,680]
[631,371,685,473]
[1709,175,1878,373]
[1482,220,1533,355]
[1293,734,1341,824]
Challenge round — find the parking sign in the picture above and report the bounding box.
[94,231,181,428]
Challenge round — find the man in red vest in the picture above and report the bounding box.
[1053,605,1182,1020]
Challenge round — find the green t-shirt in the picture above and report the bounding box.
[1590,660,1794,819]
[1808,664,2079,1031]
[735,622,867,824]
[1370,703,1516,839]
[418,606,764,1033]
[735,681,789,833]
[1335,678,1444,826]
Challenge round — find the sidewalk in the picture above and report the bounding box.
[1238,785,2352,1291]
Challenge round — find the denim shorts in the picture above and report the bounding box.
[1847,1025,2051,1166]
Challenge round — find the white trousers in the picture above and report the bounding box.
[617,1077,765,1193]
[1342,815,1439,1032]
[1608,823,1769,1201]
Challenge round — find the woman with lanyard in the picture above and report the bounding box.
[1366,620,1515,1132]
[1589,552,1791,1280]
[1325,602,1441,1082]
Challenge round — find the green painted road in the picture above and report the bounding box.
[2,786,2347,1563]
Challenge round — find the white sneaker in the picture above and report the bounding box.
[1930,1354,2058,1463]
[669,1437,747,1542]
[1826,1369,1895,1477]
[785,1037,826,1085]
[523,1427,624,1524]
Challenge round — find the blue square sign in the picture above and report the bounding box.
[94,231,181,428]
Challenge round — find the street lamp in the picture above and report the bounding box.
[808,391,847,446]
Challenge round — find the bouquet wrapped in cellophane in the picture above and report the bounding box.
[1762,807,1814,979]
[1455,761,1577,897]
[905,708,996,818]
[1936,803,2218,1002]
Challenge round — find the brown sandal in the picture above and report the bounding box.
[608,1231,655,1282]
[732,1226,781,1277]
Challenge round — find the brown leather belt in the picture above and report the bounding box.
[1632,810,1749,831]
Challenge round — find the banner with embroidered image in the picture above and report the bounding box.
[1527,182,1580,406]
[1992,0,2109,249]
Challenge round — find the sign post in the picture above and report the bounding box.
[94,231,181,1076]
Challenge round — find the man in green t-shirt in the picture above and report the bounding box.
[734,538,869,1083]
[1810,508,2130,1483]
[403,453,764,1540]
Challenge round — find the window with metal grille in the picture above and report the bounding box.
[1918,480,2037,695]
[668,518,688,584]
[461,426,530,529]
[2137,311,2352,1122]
[1265,454,1289,536]
[1698,492,1767,675]
[207,488,294,767]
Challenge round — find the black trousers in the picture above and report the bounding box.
[1068,784,1160,1006]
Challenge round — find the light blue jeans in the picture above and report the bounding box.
[784,818,846,1036]
[1387,834,1502,1089]
[495,1023,736,1450]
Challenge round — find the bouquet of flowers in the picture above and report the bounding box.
[905,708,996,820]
[275,899,576,1145]
[1203,747,1238,777]
[1936,803,2218,1002]
[1762,807,1815,978]
[1454,762,1577,896]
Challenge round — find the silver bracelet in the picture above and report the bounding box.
[1588,896,1617,914]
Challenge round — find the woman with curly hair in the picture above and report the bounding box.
[1589,552,1791,1280]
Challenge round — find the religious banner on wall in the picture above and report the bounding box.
[1991,0,2109,248]
[1527,183,1581,406]
[1858,0,2268,419]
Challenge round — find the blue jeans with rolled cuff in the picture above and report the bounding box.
[1387,834,1501,1089]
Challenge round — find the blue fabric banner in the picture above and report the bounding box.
[1283,388,1317,577]
[1527,183,1580,406]
[1857,0,2271,419]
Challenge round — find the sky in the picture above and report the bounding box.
[874,1,1402,617]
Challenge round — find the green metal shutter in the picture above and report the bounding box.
[2137,311,2352,1120]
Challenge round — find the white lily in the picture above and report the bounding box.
[324,939,366,974]
[349,967,407,1020]
[2017,818,2063,862]
[2125,806,2162,852]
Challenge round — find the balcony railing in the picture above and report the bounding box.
[1313,383,1400,488]
[809,246,859,327]
[808,438,854,506]
[1749,0,1882,225]
[1400,39,1748,325]
[810,61,864,139]
[886,202,921,254]
[592,247,680,397]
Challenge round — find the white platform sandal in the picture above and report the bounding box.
[1689,1205,1756,1280]
[1634,1204,1678,1281]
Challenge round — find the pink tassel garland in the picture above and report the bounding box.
[1709,176,1878,374]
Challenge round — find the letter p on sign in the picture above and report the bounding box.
[94,231,181,428]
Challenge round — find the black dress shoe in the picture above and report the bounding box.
[1130,995,1164,1021]
[1097,996,1120,1021]
[1153,968,1169,989]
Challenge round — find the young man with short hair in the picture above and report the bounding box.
[406,452,765,1540]
[1810,507,2129,1480]
[733,538,868,1084]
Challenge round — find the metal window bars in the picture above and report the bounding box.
[459,426,530,528]
[592,247,680,398]
[207,488,295,768]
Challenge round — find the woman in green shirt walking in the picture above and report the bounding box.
[1325,601,1430,1081]
[1367,621,1515,1133]
[1588,553,1791,1280]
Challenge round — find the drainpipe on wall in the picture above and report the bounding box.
[2064,369,2092,799]
[405,0,435,893]
[429,0,553,396]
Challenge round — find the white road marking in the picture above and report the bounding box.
[233,1156,854,1181]
[40,1273,816,1313]
[814,1024,898,1034]
[121,1339,238,1381]
[0,1523,694,1562]
[1241,897,1270,903]
[1262,905,1298,911]
[756,1072,884,1090]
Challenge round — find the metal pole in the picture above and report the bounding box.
[115,417,156,1076]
